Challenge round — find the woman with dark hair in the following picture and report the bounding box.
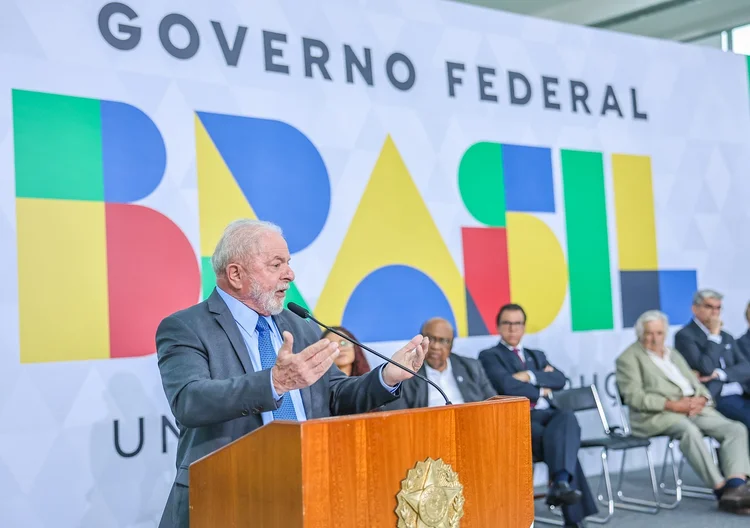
[322,326,371,377]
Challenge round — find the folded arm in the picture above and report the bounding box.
[479,351,542,402]
[675,331,719,376]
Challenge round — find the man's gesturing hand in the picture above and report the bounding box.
[271,332,340,395]
[382,335,429,387]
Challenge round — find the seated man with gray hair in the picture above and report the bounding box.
[616,310,750,514]
[675,289,750,434]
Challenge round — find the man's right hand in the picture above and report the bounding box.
[271,332,340,395]
[708,316,722,336]
[665,397,692,415]
[512,371,531,383]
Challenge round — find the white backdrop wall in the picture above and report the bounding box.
[1,1,750,526]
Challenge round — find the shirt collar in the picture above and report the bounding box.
[500,338,523,352]
[645,345,671,361]
[693,317,711,337]
[216,286,272,335]
[425,357,453,377]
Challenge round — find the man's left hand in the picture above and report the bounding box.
[382,335,429,386]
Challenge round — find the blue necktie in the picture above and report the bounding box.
[256,317,298,421]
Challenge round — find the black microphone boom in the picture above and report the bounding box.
[286,302,452,405]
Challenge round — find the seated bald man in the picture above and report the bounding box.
[155,219,428,528]
[385,317,496,410]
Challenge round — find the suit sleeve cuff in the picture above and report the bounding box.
[379,364,400,394]
[715,369,727,381]
[270,370,282,401]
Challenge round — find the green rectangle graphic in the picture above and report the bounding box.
[561,150,614,331]
[13,89,104,201]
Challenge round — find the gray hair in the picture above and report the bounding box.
[693,289,723,305]
[634,310,669,339]
[211,219,282,277]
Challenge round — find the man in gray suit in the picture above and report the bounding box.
[385,317,496,410]
[616,309,750,514]
[156,219,428,528]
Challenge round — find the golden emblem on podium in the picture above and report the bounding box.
[395,457,465,527]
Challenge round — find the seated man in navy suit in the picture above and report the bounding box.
[676,289,750,434]
[385,317,496,410]
[738,302,750,362]
[479,304,596,528]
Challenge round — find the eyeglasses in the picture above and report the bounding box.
[424,335,452,346]
[499,321,525,328]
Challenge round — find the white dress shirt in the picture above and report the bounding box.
[694,318,744,397]
[501,339,550,410]
[646,347,695,397]
[424,359,465,407]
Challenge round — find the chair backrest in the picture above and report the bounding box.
[552,384,612,435]
[612,380,632,435]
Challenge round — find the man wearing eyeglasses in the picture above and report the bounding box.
[384,317,496,410]
[478,303,596,528]
[676,289,750,435]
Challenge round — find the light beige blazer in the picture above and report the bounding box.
[615,341,712,438]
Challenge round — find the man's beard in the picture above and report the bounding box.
[250,282,287,315]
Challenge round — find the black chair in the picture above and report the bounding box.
[614,382,717,505]
[549,384,663,523]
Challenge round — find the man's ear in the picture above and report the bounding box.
[226,263,243,289]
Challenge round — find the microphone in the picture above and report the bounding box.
[287,302,452,405]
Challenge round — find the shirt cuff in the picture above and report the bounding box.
[708,334,722,344]
[379,364,400,393]
[527,370,538,386]
[270,370,282,401]
[715,369,727,382]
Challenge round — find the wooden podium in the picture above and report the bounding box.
[189,397,533,527]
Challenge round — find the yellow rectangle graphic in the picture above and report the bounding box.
[612,154,658,271]
[17,198,110,362]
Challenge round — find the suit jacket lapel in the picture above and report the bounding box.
[498,343,525,372]
[207,290,252,374]
[407,365,429,408]
[273,312,313,416]
[450,355,473,402]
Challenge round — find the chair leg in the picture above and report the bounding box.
[659,439,715,500]
[609,447,660,513]
[585,450,615,524]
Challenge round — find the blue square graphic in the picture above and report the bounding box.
[658,270,698,327]
[502,144,555,213]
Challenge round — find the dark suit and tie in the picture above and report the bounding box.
[156,220,429,528]
[478,304,596,527]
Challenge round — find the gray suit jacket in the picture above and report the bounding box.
[156,289,399,527]
[384,353,496,410]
